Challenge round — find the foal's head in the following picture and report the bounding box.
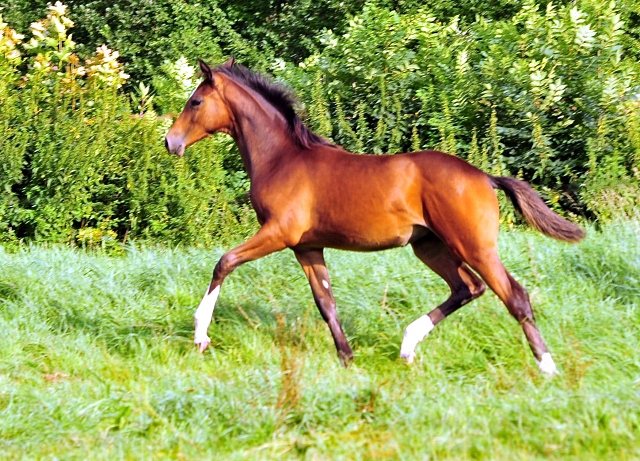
[165,58,234,157]
[166,58,333,156]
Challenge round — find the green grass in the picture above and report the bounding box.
[1,221,639,460]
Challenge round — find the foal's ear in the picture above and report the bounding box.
[198,58,213,82]
[222,56,235,69]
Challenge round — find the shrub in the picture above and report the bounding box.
[0,4,255,245]
[2,1,639,247]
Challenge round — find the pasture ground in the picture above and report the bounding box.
[1,222,639,460]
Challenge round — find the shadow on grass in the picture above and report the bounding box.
[38,295,301,358]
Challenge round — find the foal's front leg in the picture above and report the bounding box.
[194,224,287,352]
[293,248,354,367]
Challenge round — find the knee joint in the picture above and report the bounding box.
[214,253,238,278]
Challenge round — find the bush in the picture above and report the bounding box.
[2,1,639,247]
[0,4,255,246]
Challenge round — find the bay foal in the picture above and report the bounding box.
[165,59,585,374]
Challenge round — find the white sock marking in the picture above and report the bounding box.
[536,352,558,375]
[322,280,329,289]
[194,285,220,349]
[400,315,435,363]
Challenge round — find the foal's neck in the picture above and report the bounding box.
[225,80,295,179]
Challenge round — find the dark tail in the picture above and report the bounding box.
[491,176,585,243]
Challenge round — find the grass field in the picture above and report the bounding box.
[1,221,639,460]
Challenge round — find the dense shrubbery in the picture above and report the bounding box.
[0,4,252,245]
[0,1,639,245]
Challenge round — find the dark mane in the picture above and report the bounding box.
[214,64,334,149]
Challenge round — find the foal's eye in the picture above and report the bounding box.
[191,99,202,107]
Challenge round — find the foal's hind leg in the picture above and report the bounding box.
[400,234,486,363]
[464,250,558,375]
[293,248,354,367]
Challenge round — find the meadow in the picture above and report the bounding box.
[0,221,639,460]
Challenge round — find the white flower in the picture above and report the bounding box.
[48,1,68,16]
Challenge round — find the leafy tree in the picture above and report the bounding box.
[1,0,253,87]
[1,0,365,84]
[216,0,366,63]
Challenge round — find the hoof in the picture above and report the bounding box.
[400,351,416,364]
[338,350,354,368]
[536,352,558,376]
[194,336,211,353]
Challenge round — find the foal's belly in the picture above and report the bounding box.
[296,222,429,252]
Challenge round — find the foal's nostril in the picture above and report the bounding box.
[165,137,170,152]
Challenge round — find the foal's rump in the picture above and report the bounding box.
[406,150,584,245]
[405,150,502,246]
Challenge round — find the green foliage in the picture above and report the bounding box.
[386,0,556,22]
[217,0,367,64]
[1,79,247,244]
[0,5,256,245]
[2,1,640,246]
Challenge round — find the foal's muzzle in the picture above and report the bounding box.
[165,133,185,157]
